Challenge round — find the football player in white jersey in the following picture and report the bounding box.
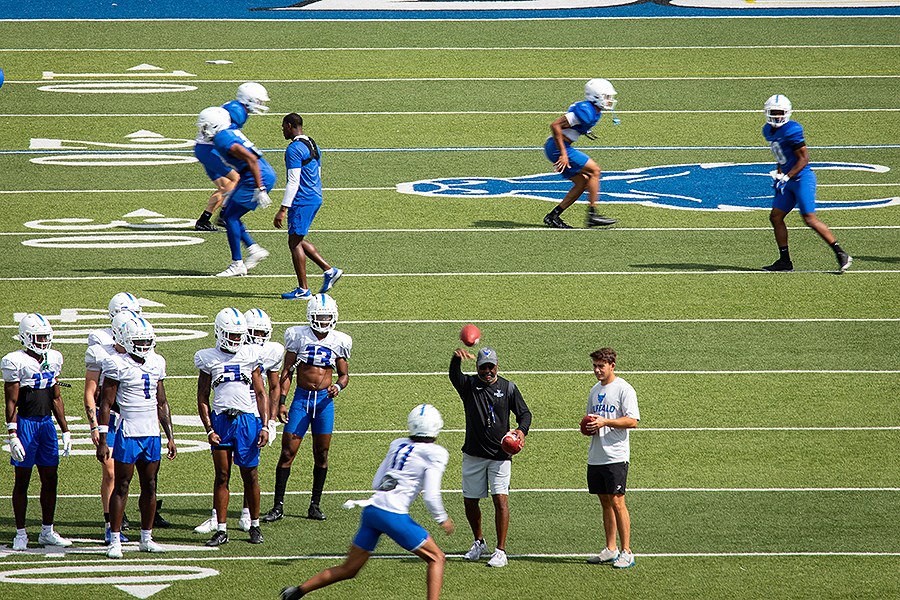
[4,314,73,551]
[280,404,454,600]
[85,307,139,544]
[262,294,351,524]
[195,308,270,546]
[97,318,176,559]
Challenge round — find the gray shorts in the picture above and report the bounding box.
[461,453,511,498]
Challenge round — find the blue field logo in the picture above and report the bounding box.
[397,162,897,211]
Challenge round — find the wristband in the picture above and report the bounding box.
[333,382,343,392]
[6,422,16,432]
[207,430,215,438]
[279,394,287,406]
[91,427,100,433]
[97,425,109,434]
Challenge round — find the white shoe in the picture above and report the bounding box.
[12,533,28,551]
[587,547,619,564]
[139,539,166,553]
[464,539,488,561]
[244,244,269,270]
[487,548,508,567]
[612,550,635,569]
[238,515,252,532]
[107,543,123,559]
[215,261,247,277]
[194,516,217,534]
[38,530,72,547]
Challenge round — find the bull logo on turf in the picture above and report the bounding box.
[397,162,897,211]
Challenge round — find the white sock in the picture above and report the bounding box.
[210,509,218,520]
[241,507,251,520]
[16,528,26,537]
[110,531,121,545]
[251,519,260,527]
[41,524,52,535]
[141,529,152,544]
[217,523,227,532]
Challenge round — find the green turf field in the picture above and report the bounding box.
[1,16,899,600]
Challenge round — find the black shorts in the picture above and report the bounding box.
[587,462,629,495]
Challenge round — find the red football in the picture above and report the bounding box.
[501,430,523,455]
[580,414,596,436]
[459,324,481,347]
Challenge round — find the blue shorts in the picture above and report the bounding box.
[544,137,591,179]
[113,435,161,464]
[195,143,235,181]
[211,411,262,468]
[772,169,817,214]
[287,202,322,236]
[284,388,333,437]
[232,162,277,210]
[352,505,429,553]
[11,415,59,468]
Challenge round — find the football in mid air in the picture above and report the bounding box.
[580,414,596,436]
[459,324,481,347]
[501,430,523,455]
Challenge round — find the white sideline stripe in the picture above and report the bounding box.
[165,426,900,436]
[3,44,900,52]
[2,226,900,234]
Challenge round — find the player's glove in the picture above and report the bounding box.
[9,435,25,462]
[267,419,277,445]
[253,188,271,209]
[62,431,72,457]
[773,172,790,194]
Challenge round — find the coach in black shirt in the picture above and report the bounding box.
[449,346,532,568]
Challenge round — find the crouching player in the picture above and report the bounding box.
[280,403,454,600]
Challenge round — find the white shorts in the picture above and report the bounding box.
[461,453,511,498]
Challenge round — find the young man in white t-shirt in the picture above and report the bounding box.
[580,348,639,569]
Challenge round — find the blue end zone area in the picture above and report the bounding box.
[1,0,899,20]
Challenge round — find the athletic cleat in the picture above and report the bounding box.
[586,213,617,227]
[612,550,635,569]
[12,533,28,551]
[205,530,229,547]
[154,500,172,528]
[249,525,264,544]
[261,505,284,523]
[244,244,269,270]
[139,539,166,553]
[319,268,343,294]
[107,543,123,559]
[307,502,327,521]
[762,259,793,272]
[216,261,247,277]
[543,213,573,229]
[464,539,488,561]
[194,220,220,232]
[281,287,312,301]
[281,586,305,600]
[487,548,508,567]
[837,251,852,273]
[121,513,131,530]
[215,214,227,229]
[38,530,72,547]
[587,547,620,564]
[238,515,252,532]
[194,516,217,534]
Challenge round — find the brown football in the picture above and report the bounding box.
[459,324,481,347]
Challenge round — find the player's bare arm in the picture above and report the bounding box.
[156,381,176,459]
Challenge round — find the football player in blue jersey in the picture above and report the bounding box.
[543,78,619,229]
[762,95,852,272]
[275,113,343,300]
[196,106,275,278]
[193,82,270,232]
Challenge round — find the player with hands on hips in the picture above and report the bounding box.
[262,293,351,524]
[280,404,454,600]
[761,94,852,273]
[543,78,619,229]
[97,317,176,558]
[4,314,72,551]
[196,105,275,278]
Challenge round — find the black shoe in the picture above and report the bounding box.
[586,213,617,227]
[121,513,130,531]
[205,530,229,546]
[836,251,852,272]
[307,502,326,521]
[194,220,220,232]
[215,214,227,229]
[281,586,305,600]
[249,525,264,544]
[153,500,172,528]
[261,504,284,523]
[762,259,794,272]
[543,213,573,229]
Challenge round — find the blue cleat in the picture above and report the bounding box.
[282,287,313,300]
[319,268,343,294]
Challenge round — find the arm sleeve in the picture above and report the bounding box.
[510,384,532,434]
[421,464,448,523]
[448,355,467,397]
[281,167,302,208]
[371,453,392,490]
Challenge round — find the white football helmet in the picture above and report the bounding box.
[17,313,53,355]
[215,307,247,352]
[585,78,618,111]
[196,106,232,142]
[244,308,272,345]
[236,82,270,115]
[111,310,141,347]
[108,292,142,321]
[765,94,792,128]
[122,317,156,358]
[307,294,338,333]
[407,404,444,439]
